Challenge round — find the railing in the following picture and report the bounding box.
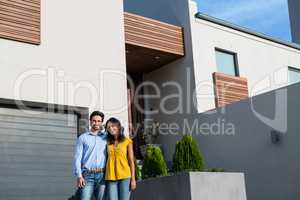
[124,12,184,56]
[213,72,249,107]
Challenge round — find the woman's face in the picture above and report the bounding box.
[107,122,120,136]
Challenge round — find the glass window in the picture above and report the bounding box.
[288,67,300,84]
[215,49,238,76]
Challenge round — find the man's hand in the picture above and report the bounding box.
[77,176,85,188]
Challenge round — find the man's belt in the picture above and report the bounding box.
[85,168,105,174]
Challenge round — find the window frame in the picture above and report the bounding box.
[215,48,240,77]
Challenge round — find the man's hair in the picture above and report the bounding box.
[89,111,104,122]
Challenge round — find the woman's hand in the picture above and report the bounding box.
[130,179,137,191]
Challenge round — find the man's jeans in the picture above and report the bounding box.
[81,172,106,200]
[107,178,131,200]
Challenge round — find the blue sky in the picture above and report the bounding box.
[196,0,291,41]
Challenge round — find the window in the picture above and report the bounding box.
[288,67,300,84]
[215,49,239,76]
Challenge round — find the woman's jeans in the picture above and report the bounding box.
[80,172,106,200]
[107,178,131,200]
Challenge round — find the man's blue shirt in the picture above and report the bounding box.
[73,130,107,177]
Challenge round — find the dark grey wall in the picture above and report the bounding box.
[132,173,192,200]
[157,82,300,200]
[124,0,185,26]
[289,0,300,44]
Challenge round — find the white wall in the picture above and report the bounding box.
[190,2,300,112]
[0,0,129,126]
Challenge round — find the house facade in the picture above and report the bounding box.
[1,0,300,199]
[125,0,300,154]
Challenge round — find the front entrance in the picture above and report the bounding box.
[127,73,146,159]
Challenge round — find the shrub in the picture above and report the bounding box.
[172,135,204,173]
[142,146,168,179]
[135,159,142,180]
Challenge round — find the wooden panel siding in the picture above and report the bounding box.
[0,0,40,44]
[124,12,184,56]
[213,72,249,107]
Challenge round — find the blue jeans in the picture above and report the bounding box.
[107,178,131,200]
[81,172,106,200]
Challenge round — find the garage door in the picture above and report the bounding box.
[0,107,78,200]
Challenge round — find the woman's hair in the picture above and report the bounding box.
[105,117,125,144]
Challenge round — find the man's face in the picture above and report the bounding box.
[90,115,103,131]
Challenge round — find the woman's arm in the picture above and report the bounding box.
[127,142,136,191]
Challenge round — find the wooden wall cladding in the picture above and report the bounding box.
[124,12,184,56]
[213,72,249,107]
[0,0,40,44]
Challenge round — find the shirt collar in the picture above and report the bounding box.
[88,129,106,136]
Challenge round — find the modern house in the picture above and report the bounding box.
[1,0,300,199]
[288,0,300,44]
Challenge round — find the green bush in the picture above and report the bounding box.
[207,168,225,172]
[172,135,204,173]
[135,159,142,180]
[142,146,168,179]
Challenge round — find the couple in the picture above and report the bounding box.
[73,111,136,200]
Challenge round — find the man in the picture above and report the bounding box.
[73,111,107,200]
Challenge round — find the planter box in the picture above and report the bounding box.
[131,172,247,200]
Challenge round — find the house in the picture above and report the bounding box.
[0,0,300,199]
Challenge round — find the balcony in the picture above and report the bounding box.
[212,72,249,107]
[124,12,185,73]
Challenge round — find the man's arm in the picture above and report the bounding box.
[73,136,83,177]
[73,136,85,188]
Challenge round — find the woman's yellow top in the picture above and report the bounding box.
[105,137,132,181]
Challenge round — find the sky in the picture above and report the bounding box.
[196,0,292,42]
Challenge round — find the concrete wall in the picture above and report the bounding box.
[132,172,247,200]
[191,1,300,112]
[190,172,247,200]
[288,0,300,44]
[158,82,300,200]
[132,173,192,200]
[193,82,300,200]
[0,0,129,125]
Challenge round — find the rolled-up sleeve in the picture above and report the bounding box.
[73,136,84,177]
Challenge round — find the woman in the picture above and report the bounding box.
[105,117,136,200]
